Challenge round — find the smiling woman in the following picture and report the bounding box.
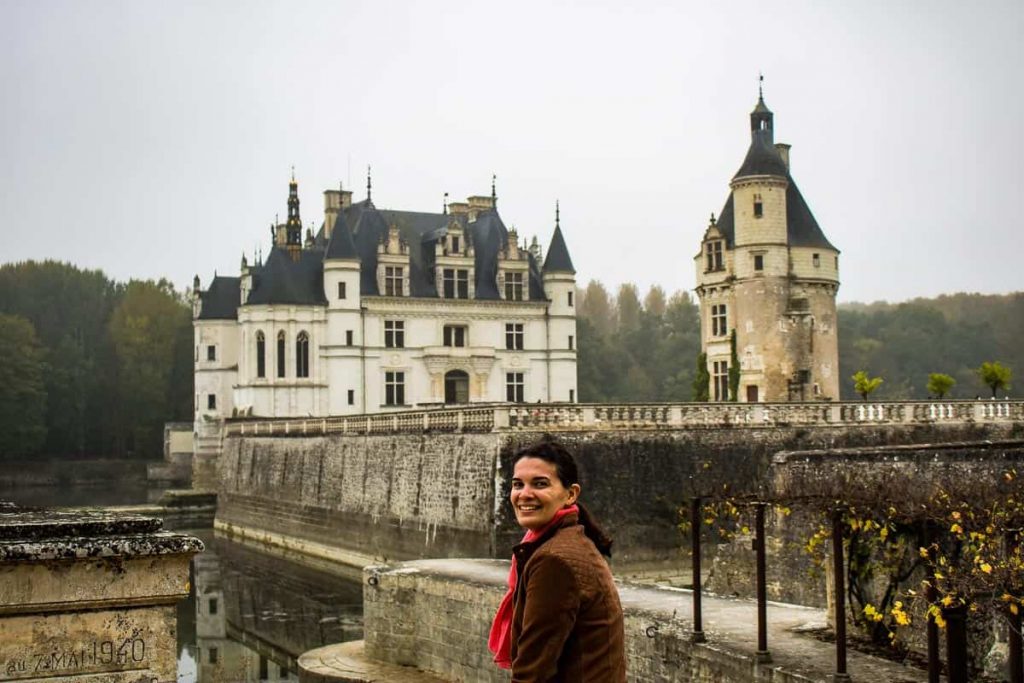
[489,438,625,682]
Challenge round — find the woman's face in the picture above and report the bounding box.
[511,457,580,530]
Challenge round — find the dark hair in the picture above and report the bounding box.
[512,437,614,557]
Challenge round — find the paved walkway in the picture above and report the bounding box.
[300,559,935,682]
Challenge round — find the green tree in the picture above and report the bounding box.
[926,373,956,399]
[976,361,1011,398]
[693,353,710,401]
[643,285,667,318]
[108,279,192,457]
[728,329,740,402]
[852,370,883,401]
[0,314,48,457]
[578,281,615,338]
[616,283,642,334]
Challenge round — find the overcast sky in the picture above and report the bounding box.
[2,0,1021,304]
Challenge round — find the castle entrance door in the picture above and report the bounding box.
[444,370,470,404]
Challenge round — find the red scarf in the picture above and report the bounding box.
[488,504,579,669]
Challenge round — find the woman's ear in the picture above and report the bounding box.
[566,483,581,505]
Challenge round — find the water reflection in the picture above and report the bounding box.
[180,531,363,682]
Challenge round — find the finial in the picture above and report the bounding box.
[758,72,764,100]
[555,200,560,228]
[710,212,716,226]
[367,165,372,202]
[443,191,449,215]
[491,174,497,207]
[291,165,296,183]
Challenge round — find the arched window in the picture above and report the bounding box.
[255,331,266,378]
[276,331,286,378]
[296,332,310,378]
[444,369,469,404]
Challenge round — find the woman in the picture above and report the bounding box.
[489,439,626,682]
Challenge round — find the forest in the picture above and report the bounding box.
[0,261,193,460]
[0,260,1019,459]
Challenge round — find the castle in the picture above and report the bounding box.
[192,176,578,420]
[695,92,840,402]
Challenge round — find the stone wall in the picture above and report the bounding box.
[216,433,502,564]
[216,412,1021,580]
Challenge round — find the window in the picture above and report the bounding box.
[451,235,460,253]
[259,657,268,680]
[384,320,404,348]
[296,332,309,378]
[506,372,524,402]
[345,330,353,346]
[443,268,469,299]
[812,253,821,268]
[706,241,723,272]
[347,389,355,405]
[206,345,216,361]
[385,371,405,406]
[713,360,729,402]
[835,256,839,269]
[208,598,218,615]
[504,272,524,301]
[207,394,216,410]
[568,291,574,307]
[568,335,574,350]
[256,331,266,378]
[277,331,286,378]
[569,389,575,403]
[711,304,728,337]
[753,193,763,218]
[443,325,467,347]
[385,266,403,296]
[338,281,346,299]
[754,254,764,272]
[505,323,524,350]
[208,647,218,665]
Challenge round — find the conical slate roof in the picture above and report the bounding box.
[543,225,575,274]
[325,211,358,260]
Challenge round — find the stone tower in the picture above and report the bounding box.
[695,93,840,402]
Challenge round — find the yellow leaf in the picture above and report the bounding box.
[919,547,929,558]
[880,527,889,540]
[942,595,954,607]
[981,562,993,574]
[1012,604,1019,616]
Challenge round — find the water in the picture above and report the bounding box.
[178,531,364,682]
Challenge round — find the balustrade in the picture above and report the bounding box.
[218,399,1024,438]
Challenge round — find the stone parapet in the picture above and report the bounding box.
[224,399,1024,437]
[357,558,931,682]
[0,507,202,682]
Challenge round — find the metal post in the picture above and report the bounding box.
[921,525,940,683]
[944,604,969,683]
[754,503,771,663]
[1009,531,1023,683]
[831,509,851,681]
[690,497,706,643]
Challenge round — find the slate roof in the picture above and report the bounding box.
[197,276,241,320]
[713,177,837,252]
[200,194,567,315]
[543,225,575,274]
[733,131,790,179]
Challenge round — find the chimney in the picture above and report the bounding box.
[448,202,470,216]
[324,189,341,239]
[775,143,791,171]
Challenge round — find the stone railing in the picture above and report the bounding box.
[221,399,1024,438]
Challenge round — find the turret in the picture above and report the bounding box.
[286,170,302,260]
[542,201,578,403]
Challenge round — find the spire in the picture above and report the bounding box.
[733,81,787,179]
[543,204,575,274]
[286,172,302,247]
[758,72,764,101]
[366,165,372,203]
[491,174,497,208]
[443,191,449,215]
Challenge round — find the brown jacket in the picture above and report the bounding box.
[509,513,626,682]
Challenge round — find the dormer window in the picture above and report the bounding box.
[443,268,469,299]
[385,266,403,296]
[504,272,525,301]
[706,240,724,272]
[753,194,763,218]
[451,235,460,254]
